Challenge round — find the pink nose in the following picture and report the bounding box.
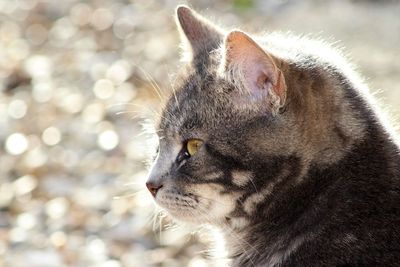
[146,182,163,197]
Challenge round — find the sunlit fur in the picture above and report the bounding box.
[147,6,400,267]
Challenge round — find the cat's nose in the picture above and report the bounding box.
[146,182,163,197]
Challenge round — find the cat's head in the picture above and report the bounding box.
[145,6,364,226]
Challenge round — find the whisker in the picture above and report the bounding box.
[164,221,180,231]
[195,195,232,207]
[159,209,164,242]
[115,110,142,115]
[166,71,181,113]
[113,188,146,199]
[248,177,259,194]
[106,102,141,108]
[132,63,166,102]
[142,205,161,235]
[152,207,163,234]
[120,181,147,187]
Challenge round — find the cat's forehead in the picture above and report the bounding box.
[157,69,231,138]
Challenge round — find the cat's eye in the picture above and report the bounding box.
[186,139,203,156]
[153,145,160,160]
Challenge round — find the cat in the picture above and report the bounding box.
[146,5,400,267]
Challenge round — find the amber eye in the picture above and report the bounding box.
[186,139,203,156]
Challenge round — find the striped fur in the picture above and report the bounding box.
[146,6,400,266]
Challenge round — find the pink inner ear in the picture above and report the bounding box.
[243,60,273,94]
[224,31,285,106]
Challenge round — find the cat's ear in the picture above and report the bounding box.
[221,31,286,115]
[176,6,223,61]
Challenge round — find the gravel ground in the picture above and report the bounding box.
[0,0,399,266]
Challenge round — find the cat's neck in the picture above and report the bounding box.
[220,119,400,267]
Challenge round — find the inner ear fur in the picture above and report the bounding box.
[222,30,287,114]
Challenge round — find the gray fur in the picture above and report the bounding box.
[146,6,400,266]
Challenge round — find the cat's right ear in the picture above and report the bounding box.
[220,31,286,115]
[175,6,223,62]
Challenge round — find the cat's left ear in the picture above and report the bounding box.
[176,6,224,61]
[221,31,286,115]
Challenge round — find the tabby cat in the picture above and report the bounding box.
[146,6,400,266]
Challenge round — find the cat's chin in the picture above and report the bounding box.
[162,208,222,225]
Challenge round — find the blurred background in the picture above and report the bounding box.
[0,0,399,266]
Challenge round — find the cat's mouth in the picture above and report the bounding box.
[155,188,223,223]
[154,184,240,226]
[156,189,201,219]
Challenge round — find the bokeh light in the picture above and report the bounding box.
[5,133,28,155]
[98,130,119,150]
[8,99,27,119]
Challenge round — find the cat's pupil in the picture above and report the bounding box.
[176,145,191,163]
